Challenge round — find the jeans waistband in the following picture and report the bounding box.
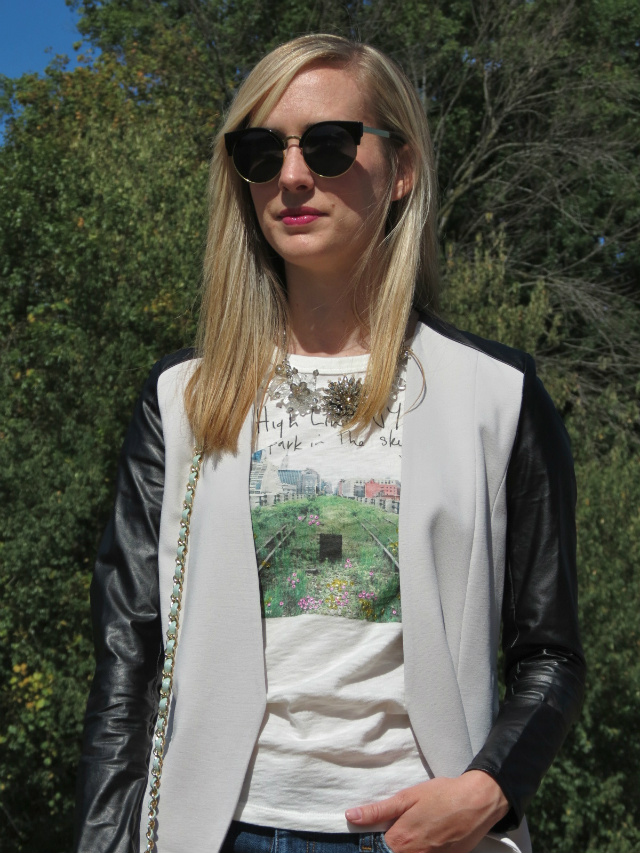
[222,820,383,853]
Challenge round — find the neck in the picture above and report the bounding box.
[285,264,369,356]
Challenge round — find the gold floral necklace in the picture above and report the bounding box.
[266,348,410,426]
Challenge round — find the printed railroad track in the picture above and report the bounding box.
[256,523,296,572]
[359,522,400,573]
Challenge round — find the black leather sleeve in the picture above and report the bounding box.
[466,355,586,829]
[74,351,192,853]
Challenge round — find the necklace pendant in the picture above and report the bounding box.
[321,375,362,426]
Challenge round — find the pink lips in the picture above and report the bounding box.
[279,206,324,226]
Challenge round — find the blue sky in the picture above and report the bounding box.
[0,0,88,78]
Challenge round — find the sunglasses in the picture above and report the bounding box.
[224,120,404,184]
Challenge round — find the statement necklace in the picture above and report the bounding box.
[266,348,410,426]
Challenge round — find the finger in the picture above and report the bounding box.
[345,793,407,826]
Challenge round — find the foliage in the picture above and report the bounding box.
[444,230,640,852]
[0,2,638,851]
[67,0,640,389]
[443,222,562,356]
[529,442,640,853]
[0,35,212,849]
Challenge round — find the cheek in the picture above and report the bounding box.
[343,158,392,214]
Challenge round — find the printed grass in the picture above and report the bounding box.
[252,495,401,622]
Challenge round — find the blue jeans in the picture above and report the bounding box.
[220,822,393,853]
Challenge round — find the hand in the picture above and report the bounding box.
[344,771,510,853]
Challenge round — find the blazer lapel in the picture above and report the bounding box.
[399,326,474,776]
[158,412,267,851]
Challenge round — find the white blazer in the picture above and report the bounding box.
[138,317,582,852]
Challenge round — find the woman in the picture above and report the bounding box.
[74,34,585,853]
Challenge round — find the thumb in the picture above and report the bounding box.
[345,793,407,826]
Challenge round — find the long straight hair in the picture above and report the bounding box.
[185,34,439,452]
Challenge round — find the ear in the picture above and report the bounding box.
[391,144,414,201]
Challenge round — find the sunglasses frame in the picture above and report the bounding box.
[224,120,404,184]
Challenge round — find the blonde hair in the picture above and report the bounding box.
[186,34,438,452]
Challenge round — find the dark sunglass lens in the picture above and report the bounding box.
[304,124,357,177]
[232,130,283,183]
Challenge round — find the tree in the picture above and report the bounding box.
[0,35,215,849]
[68,0,640,390]
[1,1,639,849]
[445,230,640,852]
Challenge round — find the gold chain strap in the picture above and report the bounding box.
[144,449,203,851]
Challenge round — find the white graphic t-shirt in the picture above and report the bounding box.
[234,353,430,831]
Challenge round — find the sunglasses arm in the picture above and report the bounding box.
[363,126,405,144]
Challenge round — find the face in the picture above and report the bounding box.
[247,65,407,281]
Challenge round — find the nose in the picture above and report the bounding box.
[278,137,314,192]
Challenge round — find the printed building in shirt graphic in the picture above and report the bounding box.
[250,450,400,514]
[365,479,400,499]
[337,478,366,498]
[336,478,400,515]
[250,450,324,507]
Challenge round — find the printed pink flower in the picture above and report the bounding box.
[298,595,321,611]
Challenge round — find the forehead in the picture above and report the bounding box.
[256,64,373,129]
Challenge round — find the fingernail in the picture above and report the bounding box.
[345,808,362,822]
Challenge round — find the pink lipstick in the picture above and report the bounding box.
[279,206,324,226]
